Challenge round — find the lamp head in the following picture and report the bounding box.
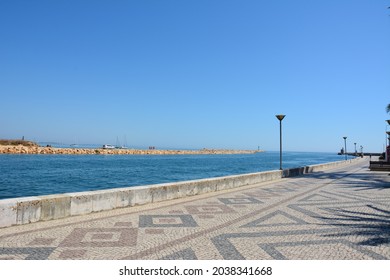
[276,115,286,121]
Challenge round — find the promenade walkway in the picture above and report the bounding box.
[0,158,389,260]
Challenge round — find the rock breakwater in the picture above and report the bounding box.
[0,145,261,155]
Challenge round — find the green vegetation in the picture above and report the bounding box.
[0,139,38,147]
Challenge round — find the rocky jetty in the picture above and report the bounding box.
[0,139,38,147]
[0,145,261,155]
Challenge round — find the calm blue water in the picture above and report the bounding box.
[0,152,344,200]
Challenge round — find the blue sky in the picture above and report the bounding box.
[1,0,389,152]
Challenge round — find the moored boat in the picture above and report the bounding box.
[102,144,116,149]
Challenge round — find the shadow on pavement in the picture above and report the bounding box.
[306,169,390,191]
[319,205,390,246]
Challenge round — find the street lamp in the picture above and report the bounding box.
[276,115,286,170]
[343,136,347,160]
[354,142,357,155]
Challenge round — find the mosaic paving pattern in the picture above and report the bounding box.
[0,248,55,260]
[0,158,389,260]
[139,215,198,228]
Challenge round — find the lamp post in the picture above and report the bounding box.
[343,136,347,160]
[276,115,286,170]
[354,143,357,155]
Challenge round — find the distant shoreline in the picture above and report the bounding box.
[0,145,262,155]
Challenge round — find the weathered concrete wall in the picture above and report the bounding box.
[0,157,362,228]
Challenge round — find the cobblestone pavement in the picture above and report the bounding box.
[0,158,389,260]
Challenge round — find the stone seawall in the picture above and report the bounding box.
[0,157,363,228]
[0,145,259,155]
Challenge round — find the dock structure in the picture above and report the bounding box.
[337,152,381,157]
[0,157,389,260]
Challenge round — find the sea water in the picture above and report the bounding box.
[0,151,344,200]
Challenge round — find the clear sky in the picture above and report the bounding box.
[1,0,389,152]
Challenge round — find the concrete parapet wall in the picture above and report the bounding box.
[0,157,362,228]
